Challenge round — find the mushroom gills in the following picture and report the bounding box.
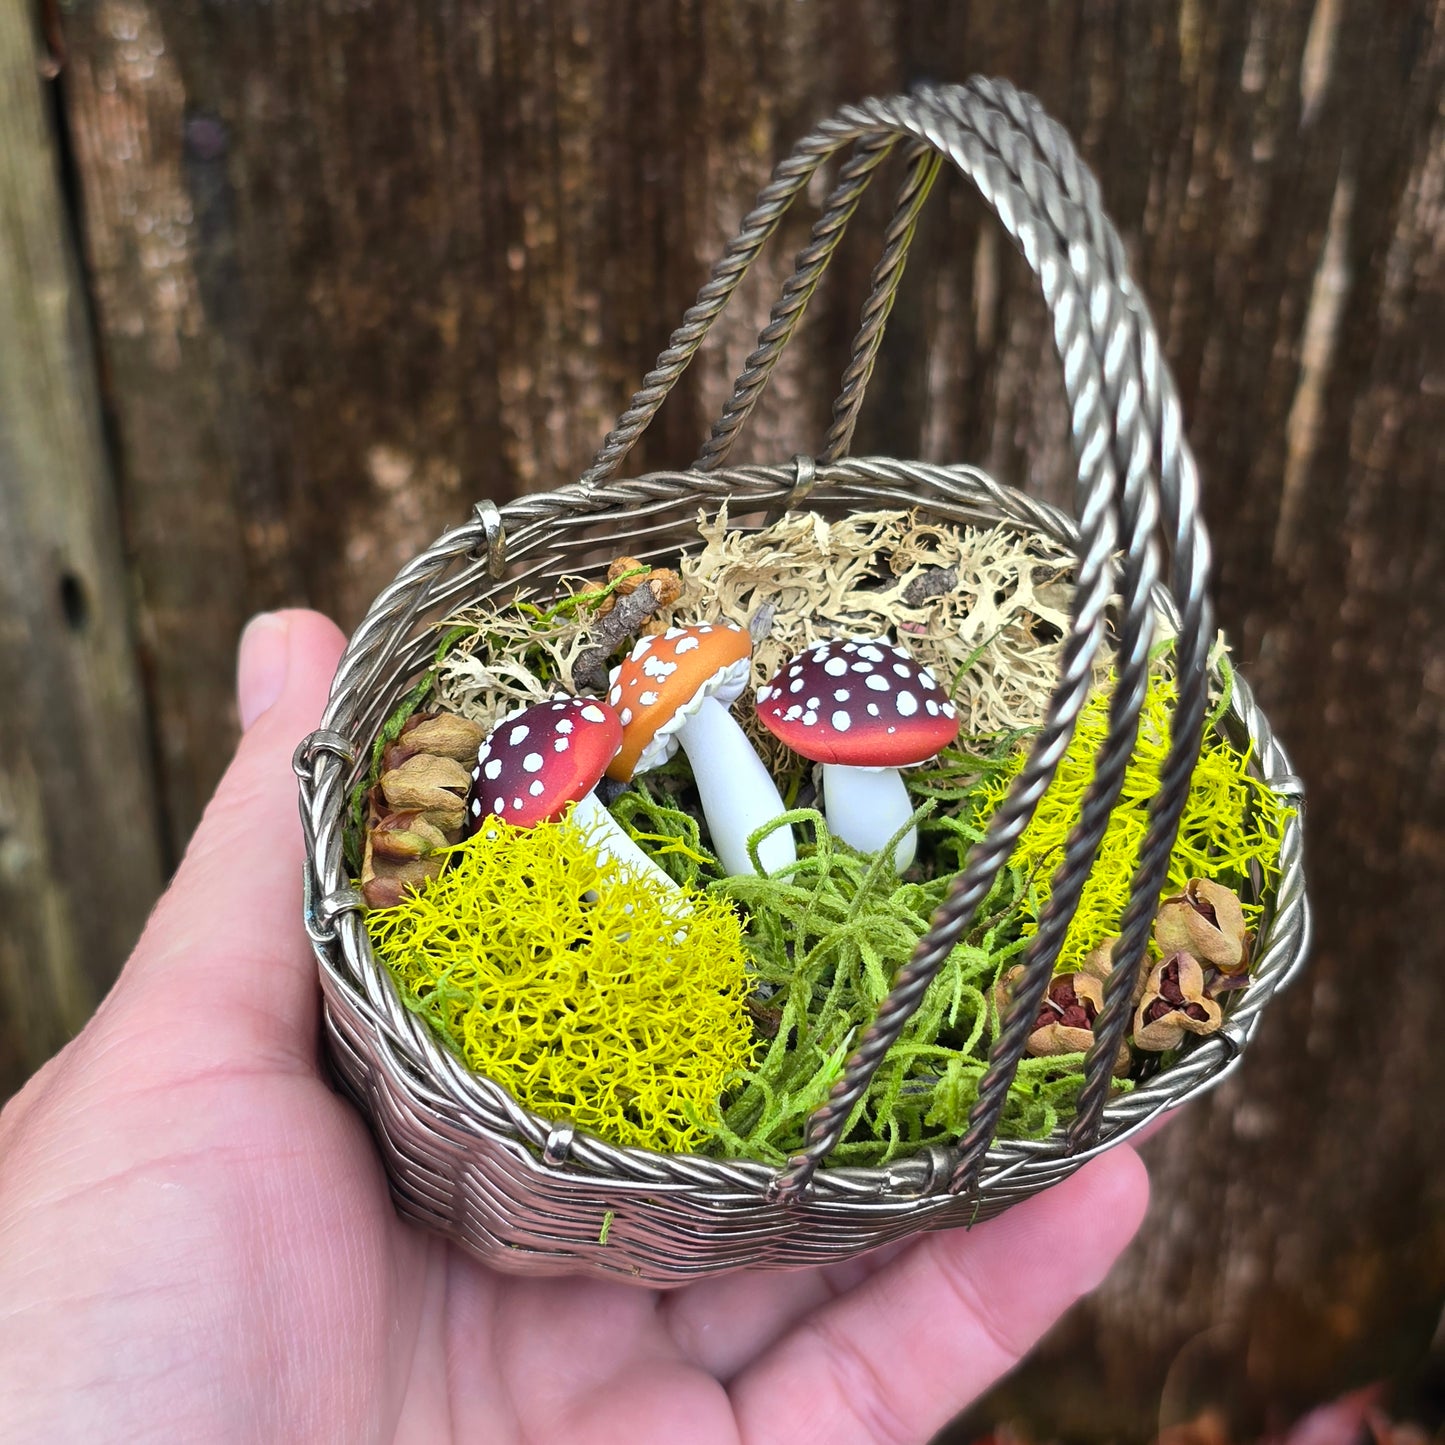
[821,763,918,873]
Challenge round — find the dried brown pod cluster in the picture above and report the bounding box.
[361,711,485,909]
[571,557,684,693]
[1001,879,1253,1069]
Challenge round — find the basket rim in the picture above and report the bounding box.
[298,456,1310,1206]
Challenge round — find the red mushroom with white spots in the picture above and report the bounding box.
[467,696,676,891]
[607,621,795,877]
[755,638,959,871]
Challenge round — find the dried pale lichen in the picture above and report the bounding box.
[671,505,1112,773]
[974,669,1294,975]
[365,813,759,1154]
[432,507,1108,771]
[435,565,658,734]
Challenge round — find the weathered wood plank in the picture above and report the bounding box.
[34,0,1445,1431]
[0,0,165,1096]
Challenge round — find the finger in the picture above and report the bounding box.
[729,1147,1149,1445]
[114,609,347,1067]
[660,1239,914,1380]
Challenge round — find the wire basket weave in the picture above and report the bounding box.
[295,78,1310,1285]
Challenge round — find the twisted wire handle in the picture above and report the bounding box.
[581,79,1212,1201]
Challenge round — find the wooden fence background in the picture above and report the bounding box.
[2,0,1443,1436]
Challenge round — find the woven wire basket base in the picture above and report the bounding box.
[297,458,1310,1286]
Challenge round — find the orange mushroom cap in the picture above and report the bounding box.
[605,622,752,782]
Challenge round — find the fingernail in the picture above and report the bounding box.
[237,612,291,729]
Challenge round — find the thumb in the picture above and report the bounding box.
[116,609,348,1067]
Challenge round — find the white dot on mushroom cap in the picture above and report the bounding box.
[807,696,820,709]
[920,668,938,689]
[620,708,633,725]
[639,690,660,706]
[888,726,896,734]
[554,738,569,752]
[664,627,682,640]
[897,691,918,716]
[790,678,805,693]
[523,752,544,772]
[834,689,849,701]
[785,705,803,720]
[512,798,524,810]
[493,796,506,812]
[757,685,772,702]
[803,710,818,725]
[608,687,621,705]
[675,635,701,653]
[926,700,940,716]
[698,625,713,633]
[528,779,546,797]
[484,758,502,780]
[824,656,848,677]
[642,656,677,679]
[858,645,884,662]
[867,703,880,716]
[891,645,909,658]
[471,799,482,816]
[942,703,957,718]
[636,637,654,654]
[893,662,911,677]
[851,661,873,673]
[509,724,529,745]
[865,673,889,692]
[831,710,852,731]
[581,705,606,723]
[788,664,802,678]
[842,642,858,653]
[557,719,573,734]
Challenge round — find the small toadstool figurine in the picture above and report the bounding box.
[467,697,675,892]
[755,637,959,872]
[607,622,796,877]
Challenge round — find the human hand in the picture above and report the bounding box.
[0,609,1148,1444]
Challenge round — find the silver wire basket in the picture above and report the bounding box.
[295,79,1310,1285]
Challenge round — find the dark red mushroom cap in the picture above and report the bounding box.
[755,638,959,767]
[467,697,622,830]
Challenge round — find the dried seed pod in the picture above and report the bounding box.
[1079,935,1150,1004]
[369,811,450,862]
[387,712,486,767]
[1154,878,1250,974]
[996,966,1130,1074]
[380,753,472,829]
[1132,952,1224,1051]
[643,567,683,608]
[606,556,647,588]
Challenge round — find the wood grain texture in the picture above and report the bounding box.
[0,0,164,1095]
[17,0,1445,1429]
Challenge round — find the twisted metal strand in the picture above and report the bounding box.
[776,89,1160,1200]
[820,142,942,464]
[918,81,1216,1158]
[695,133,899,471]
[579,128,852,489]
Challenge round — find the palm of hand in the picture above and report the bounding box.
[0,612,1147,1445]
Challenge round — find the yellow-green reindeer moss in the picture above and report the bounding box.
[976,671,1293,973]
[365,813,759,1154]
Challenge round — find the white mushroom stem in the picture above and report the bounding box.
[821,764,917,873]
[675,696,796,877]
[571,791,681,894]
